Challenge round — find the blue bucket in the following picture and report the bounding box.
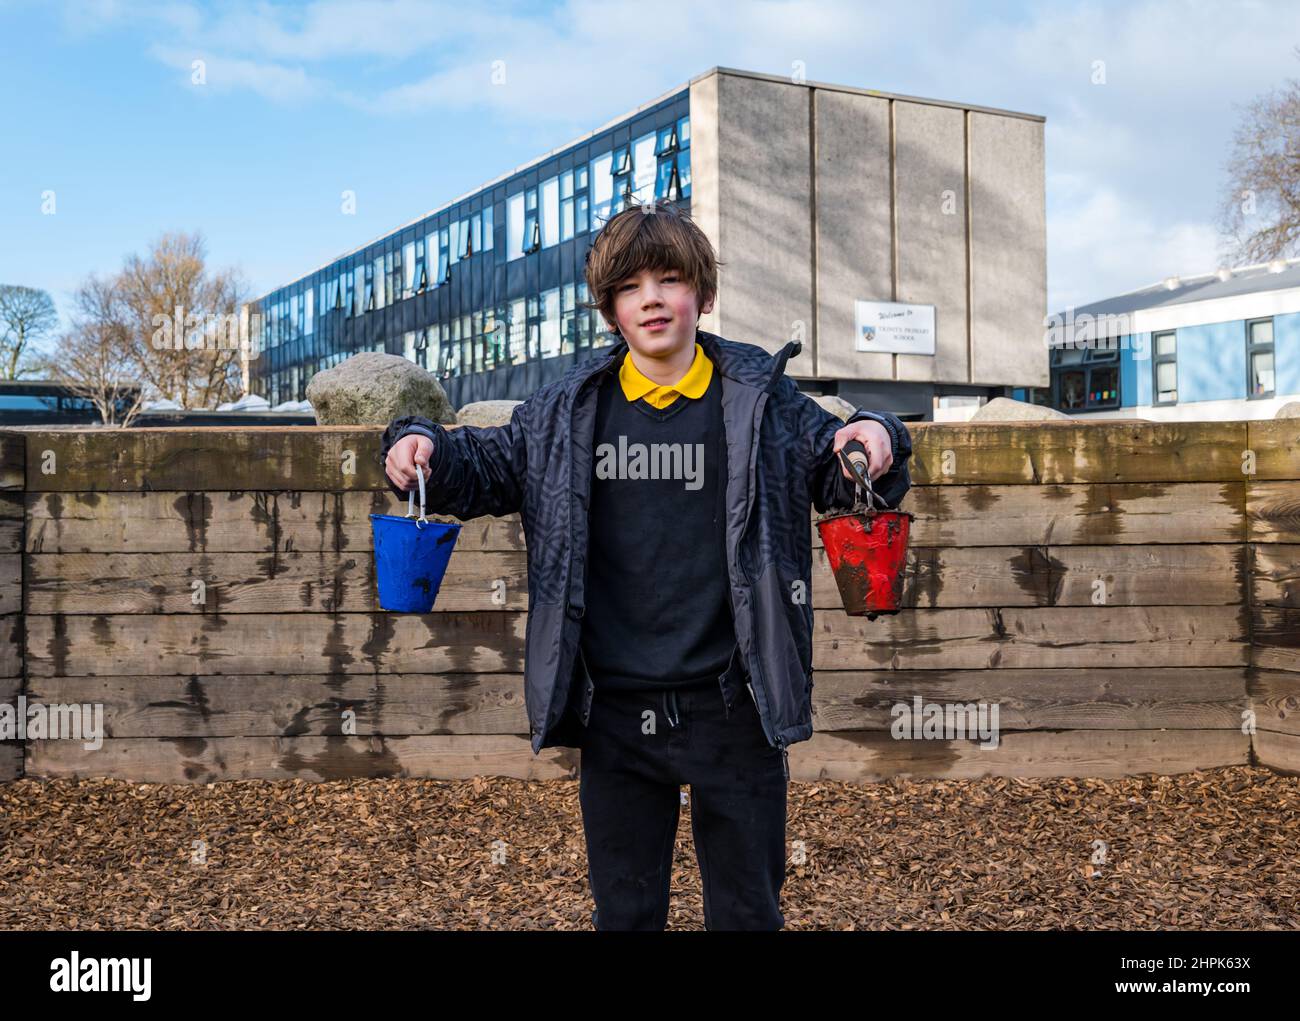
[369,467,461,612]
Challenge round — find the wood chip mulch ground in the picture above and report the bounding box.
[1,765,1296,929]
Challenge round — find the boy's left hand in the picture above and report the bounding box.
[833,419,893,481]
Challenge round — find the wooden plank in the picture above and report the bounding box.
[906,421,1248,485]
[29,667,1253,739]
[25,608,1242,681]
[0,674,21,782]
[1247,481,1300,542]
[0,555,19,616]
[0,615,21,678]
[0,434,24,490]
[26,484,1247,554]
[811,668,1248,731]
[25,491,523,553]
[41,543,1245,617]
[1251,544,1300,608]
[26,550,529,614]
[25,612,527,677]
[1253,607,1300,672]
[850,482,1246,547]
[25,428,393,492]
[1247,419,1300,480]
[813,543,1244,609]
[789,727,1248,781]
[1253,730,1300,775]
[0,492,22,519]
[814,606,1248,670]
[24,734,580,784]
[18,421,1258,490]
[25,607,1245,678]
[27,673,529,738]
[1247,669,1300,737]
[22,728,1249,784]
[0,742,19,782]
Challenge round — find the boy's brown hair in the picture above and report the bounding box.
[582,201,723,336]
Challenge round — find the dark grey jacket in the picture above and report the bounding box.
[377,329,912,763]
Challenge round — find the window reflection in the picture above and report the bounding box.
[541,176,559,247]
[250,108,689,396]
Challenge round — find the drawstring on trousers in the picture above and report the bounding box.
[661,689,680,728]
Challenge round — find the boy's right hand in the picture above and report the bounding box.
[385,433,435,493]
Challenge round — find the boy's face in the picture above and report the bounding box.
[609,266,714,358]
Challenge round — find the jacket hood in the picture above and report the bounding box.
[564,329,801,399]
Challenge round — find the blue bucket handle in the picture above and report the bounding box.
[405,460,430,527]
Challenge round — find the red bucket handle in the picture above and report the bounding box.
[836,440,889,514]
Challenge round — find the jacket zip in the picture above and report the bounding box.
[736,410,792,785]
[753,342,798,785]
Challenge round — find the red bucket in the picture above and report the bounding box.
[815,446,914,619]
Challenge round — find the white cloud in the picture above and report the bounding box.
[50,0,1300,306]
[148,43,321,103]
[1047,172,1221,311]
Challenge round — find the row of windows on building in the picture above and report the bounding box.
[255,116,690,353]
[404,279,617,378]
[505,117,690,260]
[262,280,620,403]
[1040,317,1278,411]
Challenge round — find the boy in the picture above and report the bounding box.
[380,202,912,930]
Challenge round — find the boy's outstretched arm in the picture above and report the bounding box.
[378,402,528,519]
[784,378,912,513]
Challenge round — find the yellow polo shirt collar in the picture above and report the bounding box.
[619,342,713,409]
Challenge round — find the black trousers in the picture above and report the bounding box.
[577,679,788,930]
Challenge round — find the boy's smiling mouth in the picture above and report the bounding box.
[641,316,672,330]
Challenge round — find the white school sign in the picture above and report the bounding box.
[854,300,936,356]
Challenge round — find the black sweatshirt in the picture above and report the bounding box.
[578,360,736,692]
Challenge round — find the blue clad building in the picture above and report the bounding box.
[1020,258,1300,420]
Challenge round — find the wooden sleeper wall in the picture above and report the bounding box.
[3,420,1298,784]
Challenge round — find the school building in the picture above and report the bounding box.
[1018,257,1300,420]
[245,66,1048,420]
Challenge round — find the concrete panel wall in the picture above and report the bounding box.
[969,111,1048,386]
[712,73,815,372]
[894,101,970,384]
[688,74,722,338]
[693,69,1046,392]
[812,90,893,382]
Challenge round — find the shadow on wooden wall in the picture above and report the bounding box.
[0,420,1296,784]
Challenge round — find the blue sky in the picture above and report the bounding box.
[2,0,1298,338]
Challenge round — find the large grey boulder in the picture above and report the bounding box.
[1274,401,1300,419]
[457,400,522,427]
[306,352,455,425]
[971,397,1070,421]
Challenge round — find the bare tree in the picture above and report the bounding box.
[115,231,248,408]
[42,230,249,424]
[0,285,58,379]
[39,275,149,427]
[1219,45,1300,264]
